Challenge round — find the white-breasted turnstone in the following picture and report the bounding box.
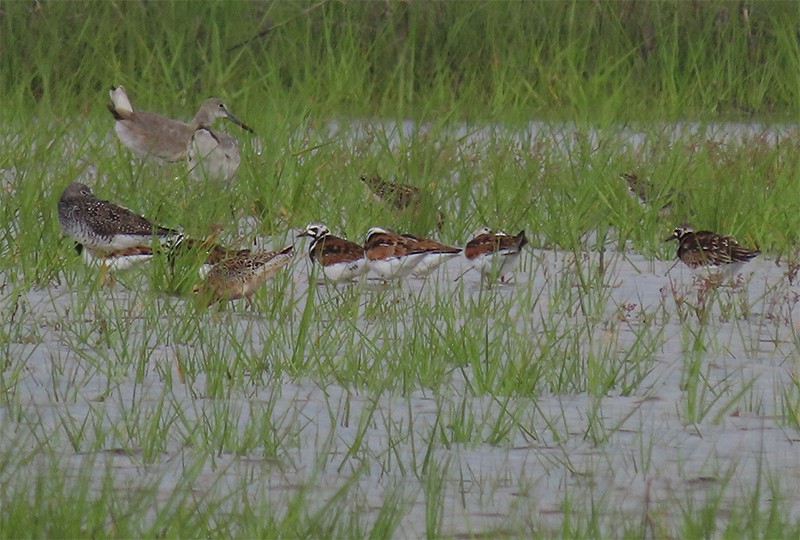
[297,222,367,283]
[193,245,294,305]
[464,227,528,282]
[108,86,253,163]
[363,227,430,280]
[666,225,760,280]
[401,234,462,278]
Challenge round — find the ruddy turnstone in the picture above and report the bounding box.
[401,234,462,278]
[108,86,253,163]
[363,227,430,280]
[464,227,528,282]
[193,245,294,305]
[666,225,760,280]
[297,222,367,283]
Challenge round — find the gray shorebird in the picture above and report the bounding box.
[58,182,237,280]
[464,227,528,283]
[108,86,253,163]
[193,245,294,305]
[666,225,760,281]
[297,222,367,284]
[187,127,241,182]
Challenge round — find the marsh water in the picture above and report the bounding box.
[1,120,799,536]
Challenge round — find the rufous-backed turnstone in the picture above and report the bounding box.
[363,227,430,280]
[297,222,367,283]
[464,227,528,282]
[400,234,462,278]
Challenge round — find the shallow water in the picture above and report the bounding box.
[1,239,798,535]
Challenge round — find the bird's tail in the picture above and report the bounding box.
[108,85,134,119]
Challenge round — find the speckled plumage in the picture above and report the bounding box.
[194,245,294,304]
[59,182,239,277]
[667,226,759,277]
[58,182,179,252]
[360,174,445,230]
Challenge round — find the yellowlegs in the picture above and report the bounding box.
[193,245,294,305]
[297,222,367,284]
[57,182,238,280]
[108,86,253,163]
[464,227,528,283]
[58,182,179,252]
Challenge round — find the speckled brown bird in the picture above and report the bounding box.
[59,182,240,281]
[666,225,760,279]
[620,172,679,216]
[193,245,294,305]
[360,174,445,230]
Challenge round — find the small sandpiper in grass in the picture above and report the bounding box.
[193,245,294,305]
[666,225,760,284]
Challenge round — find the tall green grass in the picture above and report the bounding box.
[1,1,799,538]
[1,1,798,123]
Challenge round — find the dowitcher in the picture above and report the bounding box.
[464,227,528,283]
[297,222,367,284]
[193,245,294,305]
[108,86,253,163]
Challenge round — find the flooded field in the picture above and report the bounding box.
[2,233,798,535]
